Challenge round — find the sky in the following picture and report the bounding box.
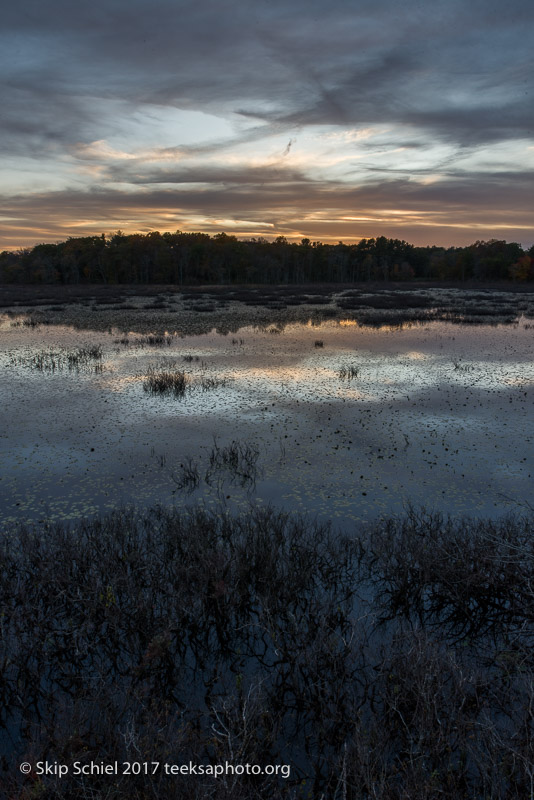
[1,0,533,250]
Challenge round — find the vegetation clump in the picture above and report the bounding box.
[138,334,172,346]
[338,364,360,380]
[143,367,189,397]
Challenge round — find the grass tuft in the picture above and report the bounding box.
[338,364,360,380]
[138,334,172,346]
[143,368,189,397]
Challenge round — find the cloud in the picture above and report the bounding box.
[1,166,532,249]
[2,0,533,145]
[1,0,532,248]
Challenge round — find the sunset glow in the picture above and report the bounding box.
[1,0,533,250]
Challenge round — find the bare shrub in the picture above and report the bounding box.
[2,505,533,798]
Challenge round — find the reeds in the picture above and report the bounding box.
[2,505,533,798]
[452,359,475,372]
[207,438,260,487]
[143,367,189,397]
[143,367,229,398]
[168,438,260,492]
[10,316,40,328]
[10,344,103,372]
[338,364,360,380]
[199,376,228,391]
[138,334,172,346]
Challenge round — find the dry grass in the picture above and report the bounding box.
[1,504,533,798]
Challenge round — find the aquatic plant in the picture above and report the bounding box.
[10,344,103,372]
[338,364,360,380]
[170,457,201,492]
[207,438,260,487]
[452,358,475,372]
[199,375,229,391]
[10,316,40,328]
[143,367,189,397]
[138,334,172,346]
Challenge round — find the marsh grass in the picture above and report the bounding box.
[138,334,172,346]
[143,367,189,397]
[165,438,259,495]
[207,438,260,487]
[1,505,533,799]
[143,364,229,399]
[452,358,475,372]
[10,344,103,372]
[338,364,360,380]
[170,456,201,492]
[199,375,229,391]
[10,316,40,328]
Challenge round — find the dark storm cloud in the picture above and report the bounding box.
[1,0,533,153]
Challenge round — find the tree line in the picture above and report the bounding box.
[1,231,533,285]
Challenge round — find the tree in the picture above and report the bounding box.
[509,254,533,282]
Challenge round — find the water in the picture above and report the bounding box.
[1,316,533,528]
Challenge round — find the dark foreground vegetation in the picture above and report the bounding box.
[1,231,533,285]
[1,505,533,799]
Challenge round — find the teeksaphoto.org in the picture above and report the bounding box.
[25,760,291,779]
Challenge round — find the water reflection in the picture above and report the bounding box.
[1,318,533,527]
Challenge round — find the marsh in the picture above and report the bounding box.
[1,291,533,527]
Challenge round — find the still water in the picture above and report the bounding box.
[1,316,533,528]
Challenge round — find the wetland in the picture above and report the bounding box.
[1,285,534,527]
[1,284,534,799]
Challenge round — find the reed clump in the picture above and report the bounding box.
[338,364,360,380]
[143,367,189,397]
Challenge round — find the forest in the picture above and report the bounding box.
[1,232,533,285]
